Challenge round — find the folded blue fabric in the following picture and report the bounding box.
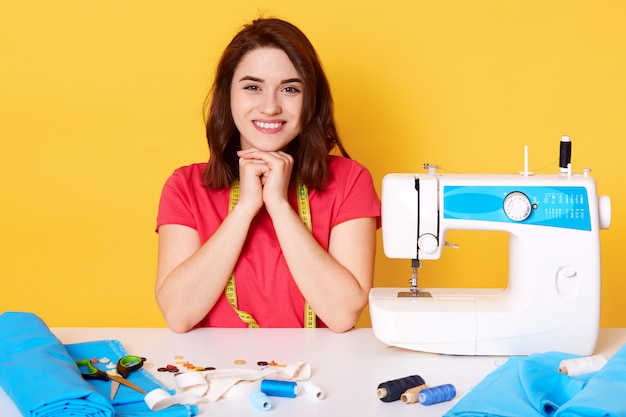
[443,353,570,417]
[444,346,626,417]
[0,312,197,417]
[64,339,198,417]
[0,311,113,417]
[518,353,588,416]
[556,343,626,417]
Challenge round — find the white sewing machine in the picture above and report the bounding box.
[369,142,612,355]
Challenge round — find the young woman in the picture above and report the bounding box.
[155,18,380,333]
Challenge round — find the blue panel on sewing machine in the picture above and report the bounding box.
[443,185,592,231]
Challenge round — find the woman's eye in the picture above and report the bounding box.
[283,86,301,94]
[244,85,260,91]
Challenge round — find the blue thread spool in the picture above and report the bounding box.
[250,390,272,411]
[418,384,456,405]
[260,379,298,398]
[377,375,425,402]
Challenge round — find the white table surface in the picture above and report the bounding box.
[1,327,625,416]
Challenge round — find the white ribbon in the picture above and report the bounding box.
[144,388,202,411]
[144,361,314,411]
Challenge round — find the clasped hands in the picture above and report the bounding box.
[236,148,294,215]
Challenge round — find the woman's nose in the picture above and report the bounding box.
[260,93,281,115]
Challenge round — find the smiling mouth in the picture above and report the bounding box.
[254,121,284,129]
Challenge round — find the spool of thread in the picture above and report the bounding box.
[260,379,298,398]
[249,390,272,411]
[558,355,608,377]
[559,135,572,174]
[377,375,425,402]
[418,384,456,405]
[299,381,325,399]
[401,384,428,404]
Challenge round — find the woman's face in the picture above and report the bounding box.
[230,47,304,151]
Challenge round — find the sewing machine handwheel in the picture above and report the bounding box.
[418,233,439,254]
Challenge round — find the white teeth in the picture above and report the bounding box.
[255,121,282,129]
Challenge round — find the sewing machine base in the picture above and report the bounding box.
[369,287,599,356]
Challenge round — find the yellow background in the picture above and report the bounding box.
[1,1,624,328]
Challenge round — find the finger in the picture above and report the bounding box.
[239,158,270,178]
[238,149,293,165]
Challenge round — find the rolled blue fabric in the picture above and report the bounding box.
[0,311,113,417]
[0,312,198,417]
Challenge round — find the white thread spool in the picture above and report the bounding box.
[558,355,608,377]
[299,381,325,399]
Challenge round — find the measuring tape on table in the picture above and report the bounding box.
[226,179,316,328]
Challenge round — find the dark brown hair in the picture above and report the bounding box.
[202,18,349,189]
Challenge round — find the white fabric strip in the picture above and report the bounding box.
[144,388,204,411]
[144,361,314,410]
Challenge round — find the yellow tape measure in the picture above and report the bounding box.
[226,179,316,328]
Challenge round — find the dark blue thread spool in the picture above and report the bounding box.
[418,384,456,405]
[377,375,425,402]
[260,379,298,398]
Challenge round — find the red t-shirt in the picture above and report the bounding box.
[156,156,381,328]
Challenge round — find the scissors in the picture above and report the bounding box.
[76,355,147,400]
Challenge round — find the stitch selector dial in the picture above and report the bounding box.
[503,191,532,221]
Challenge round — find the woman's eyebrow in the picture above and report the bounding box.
[238,76,302,84]
[282,78,303,84]
[239,75,263,83]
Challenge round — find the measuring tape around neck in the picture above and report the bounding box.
[225,179,316,328]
